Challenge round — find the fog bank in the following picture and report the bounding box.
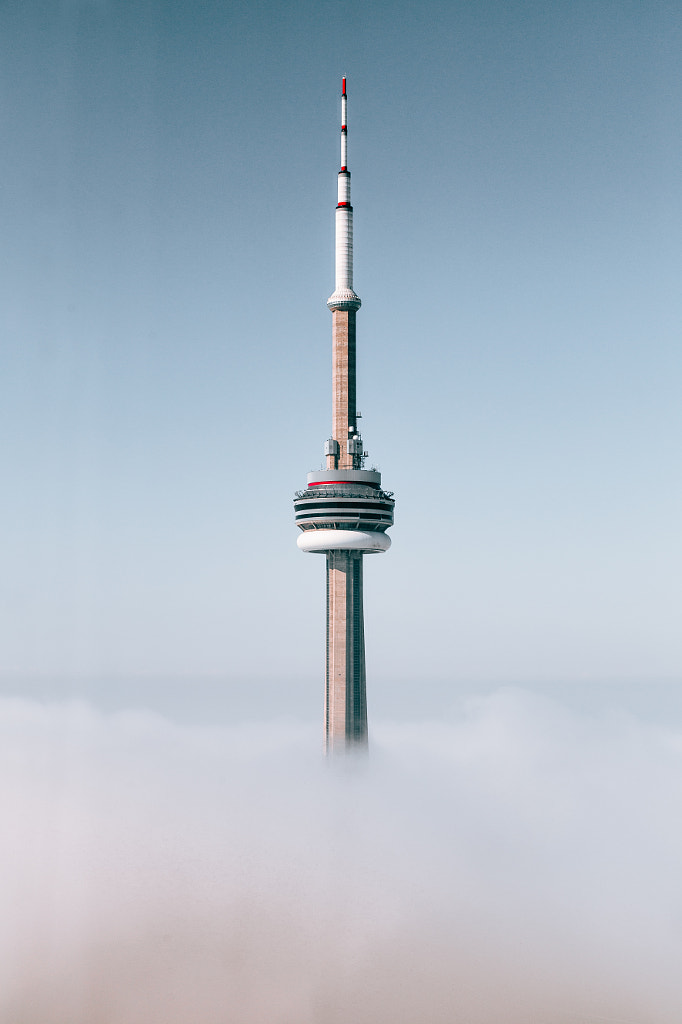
[1,690,680,1023]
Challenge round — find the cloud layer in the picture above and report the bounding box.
[1,690,680,1023]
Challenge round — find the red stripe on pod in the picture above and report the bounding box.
[308,481,370,487]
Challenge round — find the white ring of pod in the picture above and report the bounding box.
[297,530,391,553]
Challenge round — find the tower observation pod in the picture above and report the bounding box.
[294,79,395,753]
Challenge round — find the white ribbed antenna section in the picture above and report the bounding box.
[327,76,361,312]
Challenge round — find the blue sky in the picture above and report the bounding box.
[1,0,680,719]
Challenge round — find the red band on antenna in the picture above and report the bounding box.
[342,77,346,95]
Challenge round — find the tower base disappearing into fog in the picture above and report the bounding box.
[294,79,394,754]
[326,550,367,750]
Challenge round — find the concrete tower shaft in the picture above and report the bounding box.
[331,309,357,470]
[326,550,367,750]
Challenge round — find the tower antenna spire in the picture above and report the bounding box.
[294,79,395,754]
[327,76,360,317]
[340,76,347,170]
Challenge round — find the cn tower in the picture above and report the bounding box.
[294,79,395,753]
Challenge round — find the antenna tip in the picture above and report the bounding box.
[342,77,346,95]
